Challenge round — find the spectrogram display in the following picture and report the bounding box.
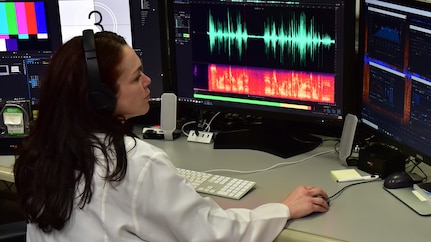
[208,64,335,103]
[0,1,48,52]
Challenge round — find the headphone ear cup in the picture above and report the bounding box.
[89,82,116,115]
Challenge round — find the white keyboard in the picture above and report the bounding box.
[177,168,256,200]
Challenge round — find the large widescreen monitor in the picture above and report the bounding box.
[165,0,357,157]
[359,0,431,168]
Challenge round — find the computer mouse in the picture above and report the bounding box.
[383,172,414,189]
[314,196,331,207]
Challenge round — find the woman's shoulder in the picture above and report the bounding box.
[125,135,159,149]
[124,136,173,165]
[124,136,165,155]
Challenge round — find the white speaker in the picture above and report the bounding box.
[339,113,358,166]
[160,93,178,140]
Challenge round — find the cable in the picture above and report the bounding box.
[327,179,382,203]
[181,111,221,136]
[203,111,221,132]
[406,156,428,182]
[181,120,196,136]
[334,139,341,155]
[203,149,335,174]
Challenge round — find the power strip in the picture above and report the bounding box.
[187,130,214,144]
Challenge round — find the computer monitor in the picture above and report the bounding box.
[0,0,60,111]
[0,0,61,52]
[165,0,357,157]
[0,1,61,154]
[359,0,431,168]
[56,0,166,99]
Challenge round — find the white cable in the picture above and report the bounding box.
[181,120,196,136]
[203,111,221,132]
[203,149,335,174]
[181,111,221,135]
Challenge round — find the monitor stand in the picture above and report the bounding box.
[213,122,322,158]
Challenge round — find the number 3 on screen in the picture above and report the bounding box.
[88,10,104,31]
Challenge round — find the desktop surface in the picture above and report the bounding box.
[142,132,431,242]
[0,155,14,183]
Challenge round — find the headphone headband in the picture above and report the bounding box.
[82,29,116,115]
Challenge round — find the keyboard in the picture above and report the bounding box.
[177,168,256,200]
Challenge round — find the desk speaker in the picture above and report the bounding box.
[160,93,179,140]
[339,113,358,166]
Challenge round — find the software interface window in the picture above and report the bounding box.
[360,0,431,166]
[171,0,355,123]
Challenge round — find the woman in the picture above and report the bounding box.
[14,31,329,241]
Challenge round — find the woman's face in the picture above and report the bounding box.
[114,45,151,119]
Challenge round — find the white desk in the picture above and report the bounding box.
[144,136,431,242]
[0,155,14,183]
[2,135,431,242]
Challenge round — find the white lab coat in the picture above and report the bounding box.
[27,136,290,242]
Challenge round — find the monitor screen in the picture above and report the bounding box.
[56,0,166,99]
[0,51,52,117]
[0,0,61,52]
[0,0,60,118]
[359,0,431,167]
[165,0,357,157]
[57,0,133,45]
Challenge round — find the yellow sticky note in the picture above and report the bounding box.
[330,169,361,182]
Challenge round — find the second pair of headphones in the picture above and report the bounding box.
[82,29,116,115]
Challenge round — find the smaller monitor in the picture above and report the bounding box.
[57,0,133,45]
[56,0,167,99]
[0,0,61,52]
[0,0,61,110]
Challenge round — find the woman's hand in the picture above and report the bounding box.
[282,185,330,219]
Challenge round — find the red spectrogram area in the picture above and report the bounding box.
[208,64,335,103]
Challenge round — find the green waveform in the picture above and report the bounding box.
[207,9,248,59]
[207,9,335,65]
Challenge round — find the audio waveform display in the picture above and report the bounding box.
[207,9,335,65]
[207,63,335,103]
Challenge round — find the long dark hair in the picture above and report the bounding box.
[13,31,135,232]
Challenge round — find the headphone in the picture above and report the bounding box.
[82,29,116,115]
